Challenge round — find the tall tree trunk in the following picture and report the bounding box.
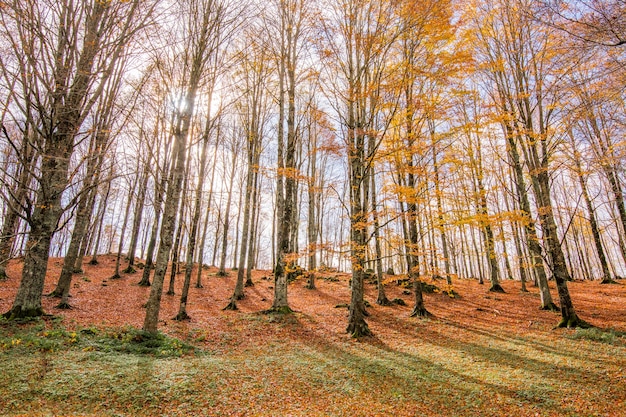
[51,128,108,304]
[125,161,150,273]
[245,167,260,288]
[371,166,390,306]
[89,170,113,266]
[175,117,213,320]
[306,132,317,289]
[572,148,614,283]
[503,121,556,309]
[406,171,430,318]
[112,170,139,279]
[431,129,452,286]
[218,149,238,276]
[224,143,254,309]
[0,127,34,281]
[143,121,187,333]
[167,162,190,295]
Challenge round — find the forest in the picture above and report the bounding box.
[1,0,626,415]
[1,0,626,333]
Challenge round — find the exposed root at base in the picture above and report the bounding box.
[555,315,592,329]
[410,307,432,318]
[262,305,293,315]
[2,306,45,320]
[488,284,506,293]
[347,321,372,338]
[222,300,238,311]
[540,302,560,312]
[173,311,191,321]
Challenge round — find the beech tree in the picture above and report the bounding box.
[224,27,271,310]
[144,0,236,333]
[319,0,400,336]
[1,0,156,319]
[471,0,586,327]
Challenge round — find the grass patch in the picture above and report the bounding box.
[0,319,195,358]
[566,327,626,345]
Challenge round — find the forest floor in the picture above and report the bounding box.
[0,255,625,417]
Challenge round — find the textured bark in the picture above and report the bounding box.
[4,0,144,319]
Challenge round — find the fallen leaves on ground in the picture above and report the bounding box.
[0,255,625,417]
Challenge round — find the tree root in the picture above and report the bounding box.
[376,296,393,306]
[46,289,63,298]
[55,301,73,310]
[540,302,560,312]
[410,306,432,318]
[2,306,45,320]
[173,311,191,321]
[488,283,506,293]
[347,320,372,338]
[263,305,293,315]
[601,278,619,285]
[222,299,238,311]
[555,315,592,329]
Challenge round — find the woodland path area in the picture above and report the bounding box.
[1,255,625,417]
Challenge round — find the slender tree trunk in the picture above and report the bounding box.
[143,122,187,333]
[167,163,190,295]
[0,129,33,281]
[371,168,390,305]
[572,149,614,283]
[175,117,213,320]
[431,132,452,286]
[51,130,107,303]
[218,149,238,276]
[224,144,254,309]
[111,169,139,279]
[245,168,259,288]
[406,173,430,318]
[306,143,317,289]
[89,172,113,265]
[125,161,150,272]
[504,123,556,309]
[138,155,170,287]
